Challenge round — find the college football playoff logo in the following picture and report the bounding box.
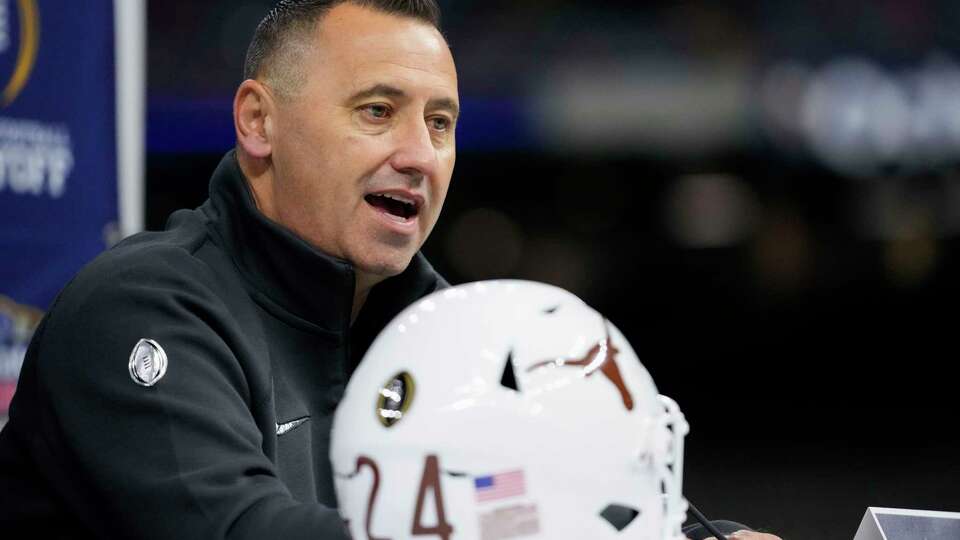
[377,371,415,427]
[0,0,38,107]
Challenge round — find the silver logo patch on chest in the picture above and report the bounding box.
[128,338,168,387]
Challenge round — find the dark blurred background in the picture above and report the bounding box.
[147,1,960,538]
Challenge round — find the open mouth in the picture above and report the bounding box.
[365,192,420,221]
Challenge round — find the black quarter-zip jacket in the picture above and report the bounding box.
[0,151,448,539]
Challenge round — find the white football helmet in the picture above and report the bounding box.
[331,280,688,540]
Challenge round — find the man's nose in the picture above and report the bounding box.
[389,116,437,179]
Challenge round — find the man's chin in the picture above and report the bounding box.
[353,252,416,285]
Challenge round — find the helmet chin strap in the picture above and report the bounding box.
[687,502,730,540]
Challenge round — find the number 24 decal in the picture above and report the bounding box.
[353,454,454,540]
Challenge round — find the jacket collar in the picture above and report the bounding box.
[202,150,444,336]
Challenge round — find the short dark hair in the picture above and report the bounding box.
[243,0,442,96]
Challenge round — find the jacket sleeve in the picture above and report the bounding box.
[23,251,350,540]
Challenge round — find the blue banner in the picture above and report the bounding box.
[0,0,118,415]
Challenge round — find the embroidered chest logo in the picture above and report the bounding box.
[276,416,310,436]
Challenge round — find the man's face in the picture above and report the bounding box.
[266,3,458,280]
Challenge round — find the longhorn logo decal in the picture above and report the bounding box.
[526,323,634,411]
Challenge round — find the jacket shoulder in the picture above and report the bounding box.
[61,212,219,308]
[30,212,260,402]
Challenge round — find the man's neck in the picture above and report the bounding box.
[238,149,276,217]
[352,271,385,325]
[239,150,382,327]
[351,282,369,325]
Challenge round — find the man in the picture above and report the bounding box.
[0,1,454,538]
[0,1,780,538]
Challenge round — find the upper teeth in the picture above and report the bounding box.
[379,193,414,206]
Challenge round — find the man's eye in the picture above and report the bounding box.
[363,104,391,120]
[429,117,452,132]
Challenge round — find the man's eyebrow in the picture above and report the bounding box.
[349,84,460,119]
[428,97,460,119]
[349,84,406,102]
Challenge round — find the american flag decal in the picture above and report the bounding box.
[474,470,526,503]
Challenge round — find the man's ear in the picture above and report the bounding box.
[234,79,274,159]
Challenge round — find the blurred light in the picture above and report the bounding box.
[444,208,524,280]
[902,55,960,168]
[759,60,812,151]
[801,58,911,178]
[666,173,757,248]
[790,55,960,178]
[533,59,751,156]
